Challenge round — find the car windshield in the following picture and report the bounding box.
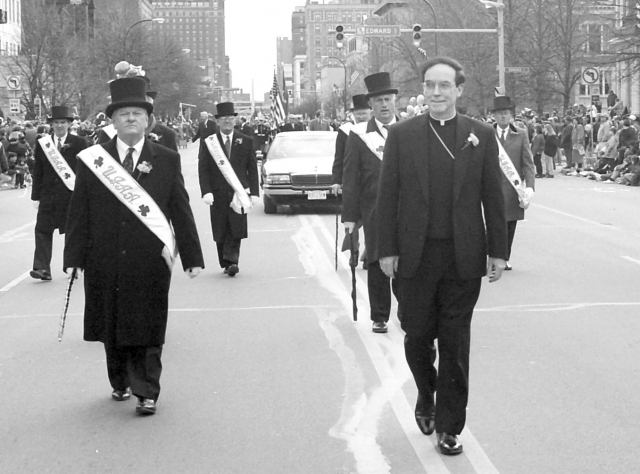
[268,134,336,160]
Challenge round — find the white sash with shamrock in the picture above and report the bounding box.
[38,135,75,191]
[77,145,176,270]
[204,134,252,214]
[496,136,530,209]
[351,122,385,160]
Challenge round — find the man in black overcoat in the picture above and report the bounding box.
[192,111,218,142]
[376,57,508,455]
[342,73,399,334]
[30,106,88,280]
[198,102,259,276]
[64,77,204,416]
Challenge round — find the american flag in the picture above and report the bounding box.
[270,71,286,126]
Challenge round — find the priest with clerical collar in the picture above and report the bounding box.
[64,76,204,417]
[376,57,508,456]
[341,72,400,336]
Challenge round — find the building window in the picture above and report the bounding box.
[587,24,603,54]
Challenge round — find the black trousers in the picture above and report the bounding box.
[216,237,241,268]
[367,260,399,322]
[399,239,481,435]
[507,220,518,262]
[533,154,543,175]
[33,229,54,272]
[104,344,163,401]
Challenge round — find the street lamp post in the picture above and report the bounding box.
[419,0,438,55]
[123,18,165,58]
[323,56,348,118]
[479,0,506,94]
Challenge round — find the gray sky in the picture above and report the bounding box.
[225,0,305,100]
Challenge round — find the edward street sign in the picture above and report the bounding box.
[356,25,401,37]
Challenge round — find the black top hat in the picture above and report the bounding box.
[105,77,154,118]
[215,102,238,118]
[351,94,370,110]
[47,106,74,123]
[364,72,398,99]
[492,96,515,112]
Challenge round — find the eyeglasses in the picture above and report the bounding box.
[423,81,455,92]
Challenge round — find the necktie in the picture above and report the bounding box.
[500,129,506,145]
[122,147,135,174]
[225,136,231,156]
[57,138,62,151]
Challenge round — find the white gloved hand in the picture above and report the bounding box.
[250,195,259,205]
[202,193,214,206]
[525,187,535,201]
[344,222,356,233]
[330,183,342,195]
[186,267,202,279]
[65,267,84,279]
[33,201,39,209]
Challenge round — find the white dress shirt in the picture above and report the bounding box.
[375,117,397,140]
[116,137,145,169]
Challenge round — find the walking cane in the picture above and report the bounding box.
[58,268,77,342]
[348,229,358,321]
[335,207,339,271]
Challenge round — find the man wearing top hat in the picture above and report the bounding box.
[376,57,507,455]
[342,73,400,334]
[492,95,535,271]
[192,111,218,142]
[64,77,204,416]
[198,102,259,277]
[30,105,88,281]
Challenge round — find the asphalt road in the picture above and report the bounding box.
[1,143,640,473]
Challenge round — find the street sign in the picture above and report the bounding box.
[9,99,20,114]
[582,67,599,85]
[501,67,530,73]
[6,75,20,90]
[355,25,401,37]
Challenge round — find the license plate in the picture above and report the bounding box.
[307,190,327,200]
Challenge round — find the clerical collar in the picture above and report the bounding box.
[429,112,457,126]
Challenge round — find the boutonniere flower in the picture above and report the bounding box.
[148,132,160,142]
[235,138,243,145]
[462,132,479,150]
[137,161,153,174]
[60,144,70,152]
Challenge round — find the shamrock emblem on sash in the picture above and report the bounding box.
[45,142,51,149]
[138,205,150,217]
[64,173,71,179]
[219,160,225,166]
[94,157,104,168]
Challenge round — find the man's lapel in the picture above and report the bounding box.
[102,137,121,164]
[411,114,430,204]
[367,118,383,138]
[134,139,155,182]
[453,115,472,202]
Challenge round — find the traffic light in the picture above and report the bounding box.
[336,25,344,49]
[412,24,422,47]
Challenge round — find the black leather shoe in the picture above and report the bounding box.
[504,262,512,271]
[111,388,131,401]
[227,264,239,277]
[136,398,156,416]
[30,269,52,281]
[437,433,463,455]
[414,393,435,435]
[372,321,388,333]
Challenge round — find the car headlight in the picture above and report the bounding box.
[266,174,291,185]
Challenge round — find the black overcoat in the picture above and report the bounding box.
[197,131,259,241]
[342,118,386,263]
[376,114,508,280]
[63,138,204,347]
[331,124,351,185]
[31,133,88,233]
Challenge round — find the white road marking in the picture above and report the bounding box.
[477,301,640,312]
[621,256,640,266]
[301,214,454,474]
[0,220,36,244]
[0,271,31,293]
[531,203,620,230]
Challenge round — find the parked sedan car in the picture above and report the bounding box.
[261,131,340,214]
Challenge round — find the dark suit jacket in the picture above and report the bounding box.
[31,133,88,233]
[331,125,351,185]
[376,114,507,280]
[197,131,259,241]
[342,118,386,262]
[495,124,535,221]
[192,119,218,142]
[151,122,178,152]
[64,138,204,347]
